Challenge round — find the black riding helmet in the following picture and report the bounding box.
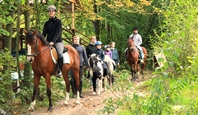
[133,27,138,31]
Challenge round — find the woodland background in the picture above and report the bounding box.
[0,0,198,114]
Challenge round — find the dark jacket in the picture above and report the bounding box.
[42,17,62,43]
[86,43,97,58]
[95,49,105,61]
[72,44,89,67]
[111,48,120,63]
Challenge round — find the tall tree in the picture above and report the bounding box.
[22,0,32,90]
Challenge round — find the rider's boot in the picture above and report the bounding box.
[140,58,144,63]
[57,57,63,77]
[140,54,144,63]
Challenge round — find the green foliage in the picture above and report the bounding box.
[151,0,198,75]
[99,1,198,114]
[99,72,198,115]
[0,50,15,113]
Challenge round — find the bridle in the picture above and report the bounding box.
[128,40,137,52]
[27,36,50,57]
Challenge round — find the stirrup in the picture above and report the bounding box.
[140,59,144,63]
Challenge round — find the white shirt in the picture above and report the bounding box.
[129,33,142,46]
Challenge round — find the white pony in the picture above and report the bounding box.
[104,55,115,87]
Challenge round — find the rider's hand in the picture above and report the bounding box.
[49,42,54,46]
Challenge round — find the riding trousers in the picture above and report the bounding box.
[54,42,64,58]
[136,45,144,59]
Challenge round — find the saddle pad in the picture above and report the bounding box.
[51,47,58,64]
[63,52,70,64]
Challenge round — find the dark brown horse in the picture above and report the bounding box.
[24,30,80,111]
[126,38,147,81]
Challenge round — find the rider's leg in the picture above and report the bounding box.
[55,42,64,76]
[136,45,144,62]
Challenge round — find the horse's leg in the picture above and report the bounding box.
[44,74,53,111]
[92,77,97,94]
[97,78,101,95]
[108,74,111,87]
[103,77,107,91]
[63,70,71,106]
[29,75,40,111]
[130,65,135,81]
[140,63,144,80]
[134,63,139,80]
[112,74,114,85]
[72,68,80,104]
[109,71,113,87]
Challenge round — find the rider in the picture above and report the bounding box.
[42,5,65,77]
[104,45,112,59]
[95,41,108,76]
[129,27,144,63]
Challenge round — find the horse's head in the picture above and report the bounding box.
[89,54,103,78]
[24,30,48,62]
[24,30,48,46]
[127,37,136,51]
[89,54,99,72]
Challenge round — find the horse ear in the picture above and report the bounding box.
[32,30,38,36]
[24,30,28,35]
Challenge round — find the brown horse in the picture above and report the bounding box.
[24,30,80,111]
[126,38,147,81]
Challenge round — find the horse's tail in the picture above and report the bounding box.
[141,46,148,70]
[64,45,80,68]
[142,47,148,59]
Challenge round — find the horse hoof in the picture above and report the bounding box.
[76,100,80,104]
[131,79,136,82]
[48,107,53,112]
[28,105,35,112]
[28,107,34,112]
[93,92,96,95]
[97,92,100,95]
[63,102,69,106]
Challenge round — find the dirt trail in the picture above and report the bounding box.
[30,89,116,115]
[30,71,152,115]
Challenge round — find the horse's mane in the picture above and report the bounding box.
[26,30,48,46]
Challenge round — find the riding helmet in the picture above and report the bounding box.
[104,45,110,49]
[133,27,138,30]
[47,5,57,11]
[95,41,102,45]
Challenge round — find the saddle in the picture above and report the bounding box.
[50,47,69,64]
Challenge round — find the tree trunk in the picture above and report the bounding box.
[92,0,100,40]
[22,0,32,91]
[16,2,22,81]
[4,10,14,115]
